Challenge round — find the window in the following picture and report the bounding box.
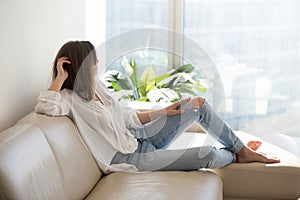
[86,0,300,157]
[183,0,300,152]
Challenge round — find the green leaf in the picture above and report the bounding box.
[105,72,120,82]
[172,64,194,75]
[192,80,207,93]
[140,66,156,93]
[154,72,171,83]
[171,98,180,102]
[118,78,132,90]
[165,77,178,88]
[173,84,197,96]
[137,97,149,102]
[137,80,146,97]
[193,85,207,93]
[156,84,165,89]
[110,81,121,91]
[105,72,133,91]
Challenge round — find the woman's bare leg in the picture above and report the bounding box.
[190,97,280,164]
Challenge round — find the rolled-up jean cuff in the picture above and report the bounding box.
[231,138,244,153]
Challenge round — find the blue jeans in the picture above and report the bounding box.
[111,100,244,171]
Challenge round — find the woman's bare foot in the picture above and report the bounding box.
[236,145,280,164]
[247,141,262,151]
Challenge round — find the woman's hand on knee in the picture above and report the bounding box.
[164,97,191,115]
[163,96,205,116]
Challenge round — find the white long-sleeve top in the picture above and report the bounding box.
[35,81,142,174]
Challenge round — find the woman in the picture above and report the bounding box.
[35,41,279,174]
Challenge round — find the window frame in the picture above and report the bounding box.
[86,0,185,67]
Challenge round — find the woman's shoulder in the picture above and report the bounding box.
[60,88,73,95]
[59,89,76,100]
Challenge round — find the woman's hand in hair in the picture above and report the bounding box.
[56,57,70,81]
[48,57,71,92]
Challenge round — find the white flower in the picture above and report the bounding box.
[121,57,133,75]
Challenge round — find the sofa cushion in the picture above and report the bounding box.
[0,112,102,200]
[86,171,223,200]
[213,131,300,200]
[0,124,69,199]
[168,131,300,199]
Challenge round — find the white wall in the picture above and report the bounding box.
[0,0,85,131]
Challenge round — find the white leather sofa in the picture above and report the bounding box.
[0,112,300,200]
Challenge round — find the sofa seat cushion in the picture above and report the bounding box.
[86,171,223,200]
[168,131,300,200]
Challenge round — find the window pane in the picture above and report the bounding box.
[184,0,300,156]
[106,0,168,37]
[102,0,180,104]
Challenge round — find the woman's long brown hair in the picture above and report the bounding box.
[52,41,97,101]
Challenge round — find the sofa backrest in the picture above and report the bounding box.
[0,112,102,200]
